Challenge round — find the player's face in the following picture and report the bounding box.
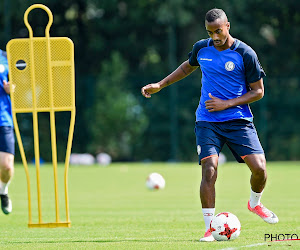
[205,19,230,47]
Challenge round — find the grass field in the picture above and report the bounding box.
[0,161,299,249]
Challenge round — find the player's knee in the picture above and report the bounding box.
[201,156,218,184]
[253,159,267,177]
[253,167,266,179]
[0,160,14,174]
[246,154,266,176]
[201,165,217,183]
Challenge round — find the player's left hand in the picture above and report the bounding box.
[205,93,229,112]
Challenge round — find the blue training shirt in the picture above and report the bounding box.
[188,38,266,122]
[0,49,13,127]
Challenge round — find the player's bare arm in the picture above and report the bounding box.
[205,78,264,112]
[141,60,198,98]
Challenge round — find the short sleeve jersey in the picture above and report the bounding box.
[0,49,13,127]
[188,38,266,122]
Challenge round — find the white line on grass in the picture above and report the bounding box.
[220,242,268,250]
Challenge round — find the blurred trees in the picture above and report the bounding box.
[0,0,299,161]
[86,51,148,160]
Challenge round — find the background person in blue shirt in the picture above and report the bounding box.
[141,8,278,241]
[0,49,14,215]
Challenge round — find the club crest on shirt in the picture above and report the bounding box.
[0,64,5,73]
[225,61,235,71]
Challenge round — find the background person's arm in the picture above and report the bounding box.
[2,80,10,94]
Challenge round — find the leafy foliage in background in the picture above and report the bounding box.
[1,0,299,161]
[86,51,148,160]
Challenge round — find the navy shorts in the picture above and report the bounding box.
[0,126,15,155]
[195,120,264,164]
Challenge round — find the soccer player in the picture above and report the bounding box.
[0,48,14,215]
[141,8,278,241]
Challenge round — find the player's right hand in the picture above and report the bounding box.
[3,80,11,94]
[141,83,162,98]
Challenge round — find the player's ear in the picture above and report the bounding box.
[227,22,230,30]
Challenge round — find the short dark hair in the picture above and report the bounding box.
[205,8,227,23]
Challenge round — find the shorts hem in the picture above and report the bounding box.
[201,154,218,161]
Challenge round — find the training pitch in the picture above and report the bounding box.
[0,162,299,249]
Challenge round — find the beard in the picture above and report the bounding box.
[214,37,228,47]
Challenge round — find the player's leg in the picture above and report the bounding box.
[0,126,15,215]
[225,120,278,224]
[195,121,225,241]
[200,156,218,208]
[199,156,218,241]
[244,154,278,224]
[244,154,266,194]
[0,152,14,214]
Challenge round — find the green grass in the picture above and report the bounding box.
[0,162,299,249]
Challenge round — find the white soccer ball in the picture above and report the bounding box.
[146,173,165,190]
[210,212,241,241]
